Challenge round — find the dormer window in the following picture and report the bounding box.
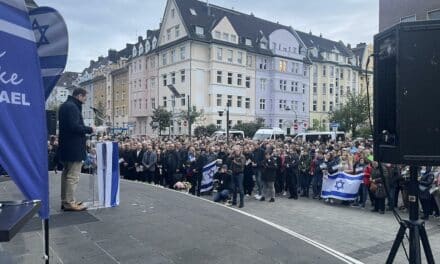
[190,8,197,16]
[139,45,144,54]
[245,38,252,46]
[152,38,157,48]
[195,26,204,36]
[145,42,151,52]
[132,46,137,57]
[260,41,267,49]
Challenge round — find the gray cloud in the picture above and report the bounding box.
[35,0,378,72]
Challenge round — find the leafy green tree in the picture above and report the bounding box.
[328,93,370,137]
[193,124,218,137]
[150,107,172,136]
[232,118,265,138]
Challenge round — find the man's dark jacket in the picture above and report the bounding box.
[58,96,93,162]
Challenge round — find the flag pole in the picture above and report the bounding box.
[43,219,49,264]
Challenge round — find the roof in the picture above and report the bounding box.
[351,43,367,64]
[174,0,305,55]
[57,71,79,87]
[295,30,354,59]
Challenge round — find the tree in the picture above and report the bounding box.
[232,118,265,138]
[179,105,204,137]
[193,124,218,137]
[328,92,370,137]
[150,107,172,136]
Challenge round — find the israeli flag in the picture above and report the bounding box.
[321,172,363,200]
[96,142,120,207]
[0,0,49,218]
[29,6,68,99]
[200,161,218,193]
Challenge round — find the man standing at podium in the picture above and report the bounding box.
[58,88,94,211]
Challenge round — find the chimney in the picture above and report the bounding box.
[347,43,351,49]
[309,30,312,35]
[319,33,322,38]
[250,12,254,16]
[138,36,143,43]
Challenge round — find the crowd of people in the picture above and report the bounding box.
[47,134,440,221]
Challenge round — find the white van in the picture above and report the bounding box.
[211,130,245,140]
[293,131,345,142]
[252,128,285,141]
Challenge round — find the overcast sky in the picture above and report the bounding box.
[34,0,379,72]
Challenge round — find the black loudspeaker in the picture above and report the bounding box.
[374,20,440,165]
[46,110,57,136]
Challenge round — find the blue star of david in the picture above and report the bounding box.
[334,180,345,191]
[32,19,50,48]
[208,170,214,179]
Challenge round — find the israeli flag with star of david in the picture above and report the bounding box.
[201,161,218,193]
[0,0,49,218]
[29,6,68,99]
[321,172,363,200]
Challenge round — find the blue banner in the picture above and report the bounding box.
[0,0,49,218]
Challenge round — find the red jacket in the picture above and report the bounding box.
[363,164,372,185]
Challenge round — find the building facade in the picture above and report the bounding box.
[379,0,440,31]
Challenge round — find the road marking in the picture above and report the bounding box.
[123,180,364,264]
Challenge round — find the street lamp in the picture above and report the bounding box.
[218,102,230,145]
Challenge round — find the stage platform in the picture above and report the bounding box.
[0,173,355,264]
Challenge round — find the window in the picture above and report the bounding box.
[217,71,222,83]
[175,25,180,38]
[302,84,306,94]
[313,100,317,111]
[294,82,298,92]
[245,98,250,109]
[162,53,167,65]
[223,33,229,41]
[245,38,252,46]
[340,70,344,79]
[162,74,167,86]
[330,66,334,77]
[167,28,171,41]
[260,41,267,49]
[246,55,252,67]
[428,9,440,20]
[170,49,176,63]
[231,35,237,43]
[214,31,221,39]
[171,95,175,107]
[279,119,283,128]
[260,59,267,70]
[322,101,326,112]
[279,80,283,90]
[227,72,233,85]
[322,83,326,95]
[260,79,266,91]
[259,99,266,110]
[290,81,294,92]
[216,120,222,128]
[237,96,242,107]
[151,98,156,109]
[195,26,204,35]
[216,94,222,106]
[171,8,175,18]
[180,70,185,82]
[279,60,287,72]
[329,101,334,112]
[313,83,317,94]
[190,8,197,16]
[150,57,155,68]
[302,102,305,112]
[237,52,243,64]
[279,100,284,110]
[163,96,167,107]
[401,14,416,22]
[237,74,242,86]
[171,72,176,84]
[217,48,223,60]
[322,65,327,77]
[245,76,251,88]
[180,46,186,60]
[227,49,233,63]
[227,95,232,106]
[181,94,186,106]
[329,84,333,94]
